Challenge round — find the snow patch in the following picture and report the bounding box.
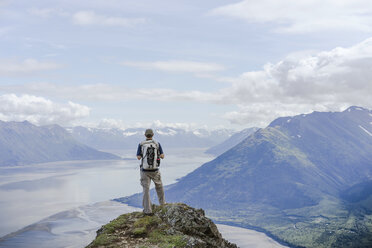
[287,119,291,123]
[156,129,177,136]
[122,131,139,136]
[359,125,372,137]
[65,127,73,133]
[193,130,204,137]
[355,107,363,111]
[348,109,351,112]
[297,135,302,138]
[369,113,372,117]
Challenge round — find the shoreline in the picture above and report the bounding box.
[214,221,301,248]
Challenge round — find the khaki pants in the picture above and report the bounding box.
[140,170,165,214]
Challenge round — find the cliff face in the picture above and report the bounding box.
[86,203,237,248]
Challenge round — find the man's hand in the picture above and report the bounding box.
[160,154,164,159]
[137,155,142,160]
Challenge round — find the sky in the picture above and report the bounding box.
[1,0,372,130]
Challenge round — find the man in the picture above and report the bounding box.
[136,129,165,215]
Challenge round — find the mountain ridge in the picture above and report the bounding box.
[68,126,235,150]
[0,120,119,166]
[205,127,258,156]
[118,106,372,248]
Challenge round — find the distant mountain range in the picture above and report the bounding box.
[67,126,235,150]
[119,106,372,248]
[0,119,248,166]
[205,127,258,156]
[0,121,119,166]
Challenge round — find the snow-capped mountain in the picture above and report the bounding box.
[67,126,235,150]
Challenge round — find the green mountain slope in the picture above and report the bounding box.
[119,107,372,247]
[119,106,372,247]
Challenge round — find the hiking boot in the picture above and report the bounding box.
[143,210,154,216]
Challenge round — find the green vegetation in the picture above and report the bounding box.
[208,196,372,248]
[86,205,188,248]
[100,213,131,233]
[89,234,118,247]
[134,215,161,228]
[149,230,187,248]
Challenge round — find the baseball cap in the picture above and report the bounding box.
[145,129,154,136]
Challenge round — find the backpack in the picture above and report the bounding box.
[140,140,160,170]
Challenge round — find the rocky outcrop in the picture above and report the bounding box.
[86,203,237,248]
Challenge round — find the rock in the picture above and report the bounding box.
[86,203,237,248]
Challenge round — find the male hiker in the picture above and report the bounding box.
[136,129,165,215]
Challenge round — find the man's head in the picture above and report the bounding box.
[145,129,154,138]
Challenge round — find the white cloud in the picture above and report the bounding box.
[0,94,90,126]
[3,37,372,127]
[96,118,127,129]
[210,0,372,33]
[72,10,145,27]
[219,37,372,126]
[0,82,220,103]
[0,58,62,76]
[121,60,226,73]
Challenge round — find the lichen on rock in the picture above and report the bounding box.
[86,203,237,248]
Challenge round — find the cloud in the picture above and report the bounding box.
[0,82,219,103]
[121,60,226,73]
[219,37,372,126]
[96,118,127,129]
[210,0,372,33]
[72,10,145,27]
[3,37,372,127]
[0,94,90,126]
[0,58,62,76]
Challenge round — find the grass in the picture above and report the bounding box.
[134,215,161,228]
[102,213,131,234]
[87,205,188,248]
[149,230,187,248]
[90,234,118,247]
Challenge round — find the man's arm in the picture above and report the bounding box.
[158,143,164,159]
[136,144,142,160]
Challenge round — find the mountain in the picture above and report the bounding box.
[67,126,234,150]
[86,203,237,248]
[0,121,119,166]
[118,106,372,248]
[205,127,258,156]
